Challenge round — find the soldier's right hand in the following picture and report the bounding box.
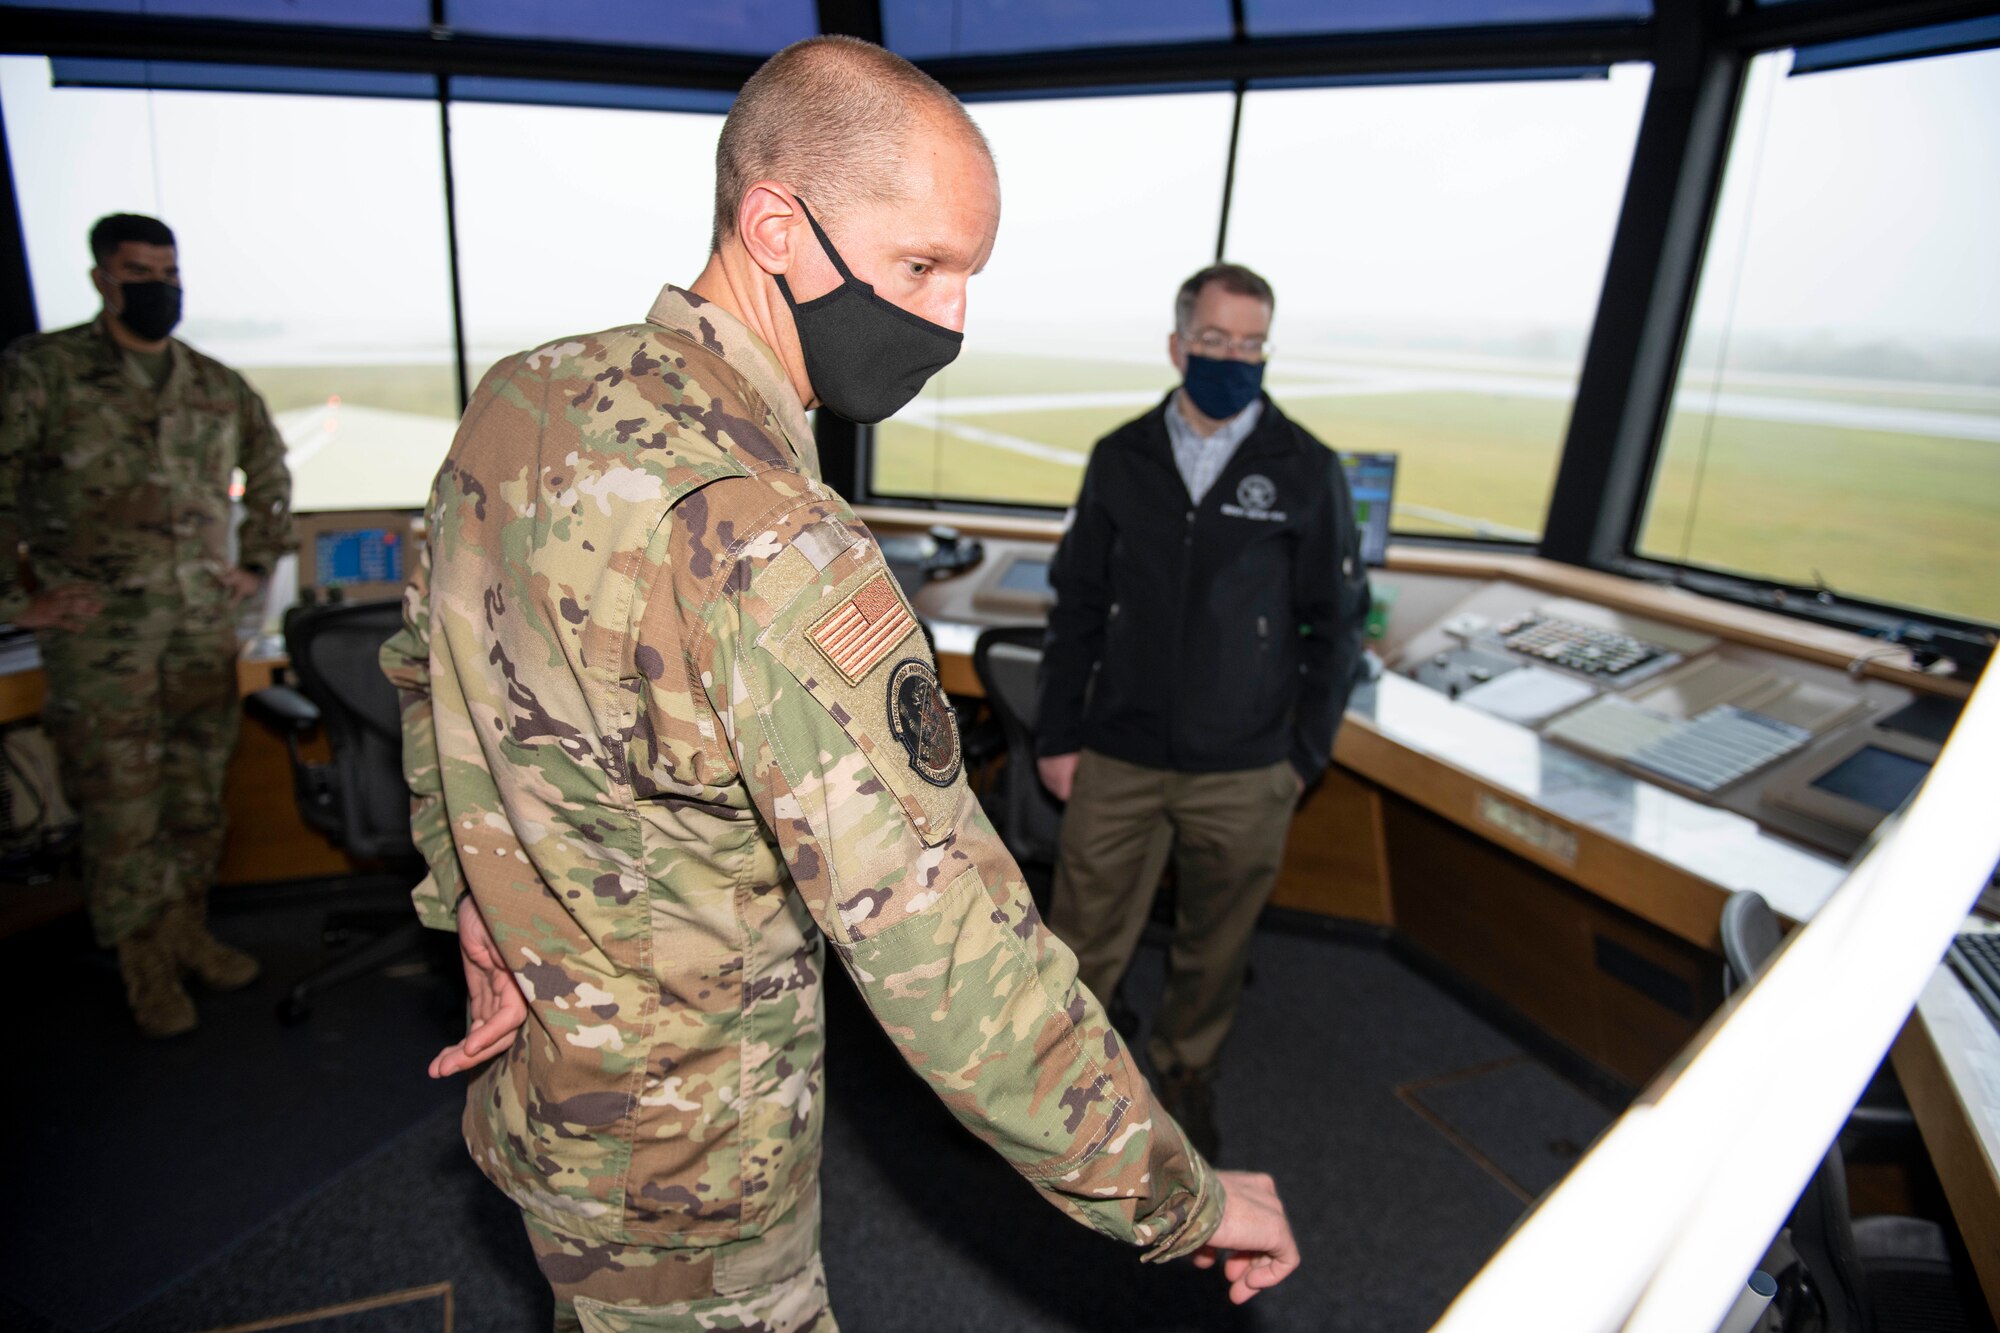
[429,894,529,1078]
[14,584,101,632]
[1195,1169,1300,1304]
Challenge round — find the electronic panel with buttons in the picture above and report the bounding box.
[1389,582,1938,859]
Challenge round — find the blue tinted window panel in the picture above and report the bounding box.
[50,58,436,99]
[960,80,1233,103]
[450,76,734,114]
[1791,18,2000,76]
[885,0,1232,59]
[0,0,429,25]
[445,0,815,55]
[1246,0,1648,37]
[1251,65,1608,91]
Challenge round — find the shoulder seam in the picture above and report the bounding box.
[688,487,841,628]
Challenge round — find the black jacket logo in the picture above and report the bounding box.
[1222,472,1286,522]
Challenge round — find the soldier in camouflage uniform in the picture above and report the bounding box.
[382,36,1297,1332]
[0,214,292,1037]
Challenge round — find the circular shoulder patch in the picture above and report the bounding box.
[886,658,962,788]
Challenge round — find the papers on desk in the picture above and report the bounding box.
[1455,665,1597,726]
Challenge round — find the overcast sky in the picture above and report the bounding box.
[4,45,1995,372]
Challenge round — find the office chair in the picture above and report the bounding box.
[1720,890,1971,1333]
[244,598,428,1023]
[971,626,1067,876]
[971,624,1195,1013]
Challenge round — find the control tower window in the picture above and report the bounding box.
[1637,45,2000,627]
[1226,66,1653,543]
[0,56,458,513]
[870,91,1233,509]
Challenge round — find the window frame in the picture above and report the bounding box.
[1601,42,1999,645]
[2,0,1987,658]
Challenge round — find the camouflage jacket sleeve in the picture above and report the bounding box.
[380,497,463,933]
[231,374,293,572]
[0,341,47,623]
[666,482,1224,1261]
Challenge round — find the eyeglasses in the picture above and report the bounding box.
[1184,329,1273,362]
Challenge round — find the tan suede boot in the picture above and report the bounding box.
[170,891,261,991]
[116,917,198,1039]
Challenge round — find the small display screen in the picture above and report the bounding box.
[314,527,404,587]
[1809,745,1930,812]
[998,558,1051,595]
[1340,452,1397,568]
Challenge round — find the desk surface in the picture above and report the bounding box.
[1895,960,2000,1316]
[1345,669,1846,928]
[935,615,1845,941]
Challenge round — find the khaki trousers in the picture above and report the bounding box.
[1049,749,1298,1079]
[523,1188,835,1333]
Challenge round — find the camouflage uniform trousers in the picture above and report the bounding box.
[523,1188,836,1333]
[39,612,240,947]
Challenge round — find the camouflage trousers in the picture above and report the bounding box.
[40,617,240,947]
[523,1188,835,1333]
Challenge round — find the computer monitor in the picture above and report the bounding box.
[293,510,419,605]
[972,551,1055,616]
[1340,451,1397,567]
[1763,725,1938,841]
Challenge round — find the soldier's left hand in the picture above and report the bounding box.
[221,567,265,606]
[430,893,529,1078]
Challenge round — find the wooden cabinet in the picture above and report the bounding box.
[1384,794,1724,1087]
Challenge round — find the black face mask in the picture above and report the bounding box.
[1182,352,1264,420]
[116,281,182,342]
[773,197,962,425]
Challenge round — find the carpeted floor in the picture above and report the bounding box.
[0,880,468,1332]
[0,890,1622,1332]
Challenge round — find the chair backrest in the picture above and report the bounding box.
[1720,888,1786,999]
[1720,890,1869,1333]
[282,598,418,864]
[972,625,1065,867]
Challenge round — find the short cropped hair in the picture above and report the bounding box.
[90,213,176,265]
[1175,262,1276,333]
[713,35,988,249]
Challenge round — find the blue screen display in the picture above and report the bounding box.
[1341,452,1398,568]
[314,528,404,587]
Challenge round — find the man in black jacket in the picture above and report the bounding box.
[1036,262,1370,1159]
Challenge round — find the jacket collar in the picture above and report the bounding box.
[1140,389,1289,462]
[645,284,819,480]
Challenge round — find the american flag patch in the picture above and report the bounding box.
[808,574,916,684]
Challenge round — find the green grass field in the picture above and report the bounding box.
[878,382,1572,538]
[238,363,461,420]
[1642,410,2000,624]
[237,354,1999,627]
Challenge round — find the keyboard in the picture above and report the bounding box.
[1546,698,1811,794]
[1496,614,1669,679]
[1947,932,2000,1033]
[1625,705,1812,794]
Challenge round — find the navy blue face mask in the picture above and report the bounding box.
[1181,352,1264,420]
[773,196,962,425]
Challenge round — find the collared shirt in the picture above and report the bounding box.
[382,284,1219,1261]
[1165,390,1263,506]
